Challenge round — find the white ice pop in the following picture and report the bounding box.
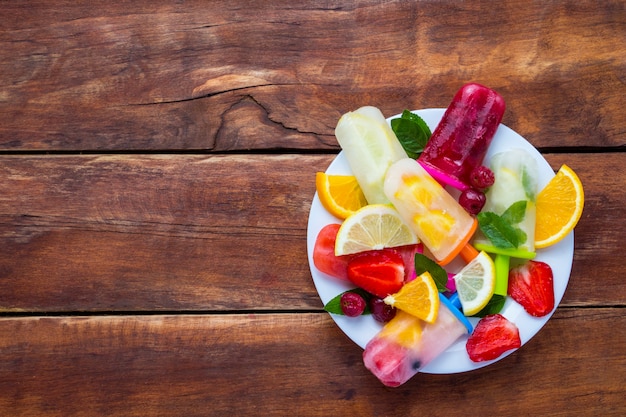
[334,106,408,204]
[473,148,539,294]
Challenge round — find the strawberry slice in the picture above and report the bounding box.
[508,260,555,317]
[466,314,521,362]
[347,249,405,298]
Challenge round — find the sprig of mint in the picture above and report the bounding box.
[390,110,431,158]
[477,200,528,249]
[323,288,372,315]
[501,200,527,224]
[414,253,449,293]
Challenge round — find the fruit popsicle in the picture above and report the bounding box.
[418,83,505,190]
[473,148,538,295]
[384,158,477,266]
[363,294,472,387]
[335,106,408,204]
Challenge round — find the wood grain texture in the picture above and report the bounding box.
[0,153,623,312]
[0,310,623,417]
[1,0,624,150]
[0,1,624,414]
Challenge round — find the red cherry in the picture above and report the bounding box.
[459,188,486,215]
[470,165,495,189]
[369,297,397,323]
[340,292,367,317]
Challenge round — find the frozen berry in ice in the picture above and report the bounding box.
[470,165,495,189]
[369,296,397,323]
[340,292,366,317]
[459,188,487,215]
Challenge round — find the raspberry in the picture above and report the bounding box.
[340,292,366,317]
[369,296,397,323]
[470,165,495,189]
[459,188,486,215]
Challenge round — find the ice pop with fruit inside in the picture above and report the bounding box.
[334,106,408,204]
[384,158,477,266]
[363,294,472,387]
[473,148,538,295]
[418,83,505,191]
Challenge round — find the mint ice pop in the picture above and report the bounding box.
[473,148,538,295]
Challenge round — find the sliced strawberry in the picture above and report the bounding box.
[508,260,555,317]
[313,224,350,281]
[466,314,521,362]
[347,249,405,298]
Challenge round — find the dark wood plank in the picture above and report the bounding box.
[1,0,624,151]
[0,309,623,416]
[543,154,625,306]
[0,153,622,311]
[0,154,322,311]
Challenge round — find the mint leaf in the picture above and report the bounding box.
[521,166,536,201]
[391,110,431,158]
[324,288,372,315]
[414,253,448,292]
[472,294,506,317]
[401,110,432,137]
[477,212,521,249]
[501,200,527,224]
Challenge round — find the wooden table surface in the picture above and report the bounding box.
[1,1,624,416]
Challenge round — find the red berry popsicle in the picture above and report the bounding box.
[418,83,505,190]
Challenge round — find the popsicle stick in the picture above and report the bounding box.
[493,254,511,296]
[459,243,479,263]
[472,243,537,296]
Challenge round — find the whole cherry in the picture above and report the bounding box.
[470,165,495,189]
[340,292,367,317]
[369,296,397,323]
[459,188,487,215]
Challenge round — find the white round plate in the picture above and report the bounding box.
[306,108,573,374]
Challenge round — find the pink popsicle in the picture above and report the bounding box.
[362,294,472,387]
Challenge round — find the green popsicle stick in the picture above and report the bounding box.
[493,253,510,296]
[474,243,536,296]
[473,243,536,260]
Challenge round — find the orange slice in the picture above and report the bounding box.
[377,311,423,348]
[535,164,584,248]
[383,271,440,323]
[316,172,368,220]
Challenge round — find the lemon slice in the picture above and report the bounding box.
[334,204,418,256]
[453,251,496,316]
[535,164,584,248]
[315,172,368,220]
[383,271,440,323]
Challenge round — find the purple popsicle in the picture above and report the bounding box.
[418,83,505,190]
